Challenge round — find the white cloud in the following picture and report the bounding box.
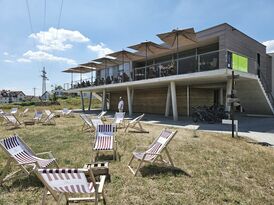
[4,59,13,63]
[3,52,9,56]
[29,27,90,51]
[17,58,31,63]
[87,43,113,58]
[263,40,274,53]
[22,50,77,65]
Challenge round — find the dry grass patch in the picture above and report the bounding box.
[0,111,274,204]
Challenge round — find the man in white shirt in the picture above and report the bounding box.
[118,97,124,112]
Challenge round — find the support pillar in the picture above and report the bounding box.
[102,89,106,111]
[127,87,133,116]
[88,91,92,111]
[187,85,190,117]
[219,88,224,105]
[131,88,134,108]
[165,85,171,117]
[80,91,85,112]
[170,81,178,121]
[225,79,232,112]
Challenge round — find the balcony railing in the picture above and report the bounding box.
[64,49,226,90]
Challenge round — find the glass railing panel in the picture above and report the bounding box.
[199,51,219,72]
[178,56,197,74]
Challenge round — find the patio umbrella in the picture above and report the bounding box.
[157,28,197,71]
[107,50,144,76]
[128,41,170,69]
[81,61,105,82]
[93,57,122,80]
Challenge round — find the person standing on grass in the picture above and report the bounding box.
[118,97,124,112]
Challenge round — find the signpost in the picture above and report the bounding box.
[230,70,239,138]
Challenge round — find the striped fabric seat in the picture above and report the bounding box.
[91,118,104,128]
[80,114,103,132]
[113,112,125,124]
[0,135,55,167]
[38,169,95,194]
[10,108,18,115]
[124,114,148,133]
[34,111,43,122]
[94,124,114,150]
[128,129,177,176]
[4,114,21,129]
[43,113,56,125]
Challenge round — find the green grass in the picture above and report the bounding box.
[1,109,274,204]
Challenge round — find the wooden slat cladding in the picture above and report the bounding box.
[109,86,214,116]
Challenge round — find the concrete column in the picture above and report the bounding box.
[226,79,232,112]
[88,91,92,111]
[80,91,85,112]
[187,85,190,117]
[165,85,171,117]
[219,88,224,105]
[127,87,133,116]
[102,89,106,111]
[170,81,178,121]
[131,88,134,107]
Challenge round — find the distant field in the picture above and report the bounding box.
[0,97,101,111]
[1,109,274,204]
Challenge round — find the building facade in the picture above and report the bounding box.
[0,90,26,104]
[64,23,273,120]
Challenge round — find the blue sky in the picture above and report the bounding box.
[0,0,274,95]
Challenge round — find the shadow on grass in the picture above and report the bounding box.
[10,175,43,189]
[139,164,191,178]
[96,153,121,161]
[248,141,273,147]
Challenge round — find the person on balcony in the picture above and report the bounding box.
[118,97,124,112]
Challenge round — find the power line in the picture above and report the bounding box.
[25,0,34,34]
[57,0,64,30]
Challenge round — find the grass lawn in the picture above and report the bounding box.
[1,109,274,204]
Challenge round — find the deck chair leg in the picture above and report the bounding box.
[165,148,174,167]
[57,193,64,205]
[42,187,48,205]
[134,160,144,177]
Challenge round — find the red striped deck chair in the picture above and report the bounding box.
[4,114,21,129]
[124,114,148,133]
[19,108,29,117]
[36,168,106,205]
[0,135,58,185]
[113,112,125,128]
[93,124,117,161]
[33,111,43,123]
[128,129,177,176]
[43,113,56,125]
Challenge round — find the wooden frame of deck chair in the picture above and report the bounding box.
[62,108,73,117]
[128,129,177,176]
[113,112,125,128]
[0,134,58,185]
[97,111,107,121]
[3,114,21,129]
[10,108,18,115]
[44,109,52,117]
[36,168,106,205]
[42,113,56,125]
[80,114,104,132]
[33,111,43,123]
[124,114,148,133]
[19,108,29,117]
[93,124,117,161]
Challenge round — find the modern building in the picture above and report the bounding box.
[64,23,274,120]
[0,90,26,104]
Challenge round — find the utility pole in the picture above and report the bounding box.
[231,71,235,138]
[41,67,48,95]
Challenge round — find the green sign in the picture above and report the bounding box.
[232,53,248,72]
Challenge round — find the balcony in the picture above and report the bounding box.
[64,50,223,90]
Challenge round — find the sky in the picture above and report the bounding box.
[0,0,274,95]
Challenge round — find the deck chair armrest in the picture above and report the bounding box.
[97,175,106,194]
[36,151,54,159]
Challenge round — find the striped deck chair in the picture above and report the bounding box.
[36,168,106,205]
[80,114,104,132]
[128,129,177,176]
[44,109,52,116]
[93,124,117,161]
[62,108,73,117]
[0,109,4,114]
[43,113,56,125]
[19,108,29,117]
[0,135,58,185]
[113,112,125,128]
[97,111,107,120]
[33,111,43,123]
[4,114,21,129]
[10,108,18,115]
[124,114,148,133]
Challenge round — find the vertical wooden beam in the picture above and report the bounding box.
[127,87,133,116]
[187,85,190,117]
[165,85,171,117]
[219,88,224,105]
[80,91,85,112]
[170,81,178,121]
[226,79,232,112]
[102,89,106,111]
[88,91,92,111]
